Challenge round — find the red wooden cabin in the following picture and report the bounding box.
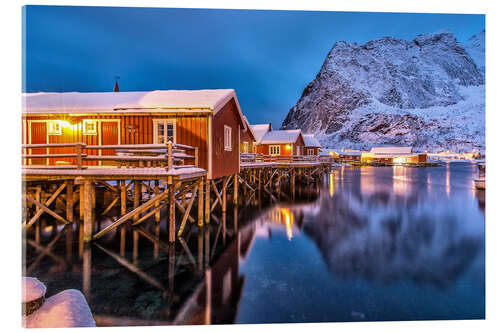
[239,116,256,153]
[255,129,305,156]
[303,134,322,156]
[22,89,247,179]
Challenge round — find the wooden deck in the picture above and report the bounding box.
[22,145,333,245]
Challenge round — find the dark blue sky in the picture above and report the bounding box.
[23,6,484,126]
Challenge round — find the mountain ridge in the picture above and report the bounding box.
[281,29,485,153]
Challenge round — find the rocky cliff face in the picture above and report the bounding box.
[281,30,485,152]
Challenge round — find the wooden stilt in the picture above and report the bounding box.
[133,181,141,222]
[133,229,139,265]
[154,180,160,223]
[120,226,126,257]
[83,179,93,242]
[222,176,227,213]
[82,243,91,301]
[198,178,204,227]
[120,180,127,216]
[168,184,176,243]
[233,174,238,205]
[204,180,210,224]
[79,185,84,221]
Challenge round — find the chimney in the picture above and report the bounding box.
[113,75,120,92]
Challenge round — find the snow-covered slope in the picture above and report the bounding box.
[464,30,485,74]
[281,30,485,153]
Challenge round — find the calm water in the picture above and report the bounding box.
[23,162,485,325]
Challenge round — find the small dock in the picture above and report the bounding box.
[22,143,333,245]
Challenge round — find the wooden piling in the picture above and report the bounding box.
[66,181,74,223]
[154,180,160,223]
[233,174,238,205]
[222,176,227,213]
[82,179,93,242]
[204,180,210,224]
[168,185,175,243]
[133,181,141,222]
[198,178,204,227]
[120,180,127,216]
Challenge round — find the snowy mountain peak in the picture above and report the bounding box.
[281,30,485,153]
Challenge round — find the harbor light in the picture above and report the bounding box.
[285,144,291,150]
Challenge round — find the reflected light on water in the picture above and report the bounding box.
[281,208,294,241]
[446,162,451,197]
[329,173,334,198]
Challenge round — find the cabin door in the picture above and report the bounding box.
[29,121,47,165]
[100,121,119,166]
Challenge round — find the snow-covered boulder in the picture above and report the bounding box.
[22,277,46,303]
[22,279,96,328]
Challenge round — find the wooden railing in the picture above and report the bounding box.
[240,153,332,164]
[22,142,198,170]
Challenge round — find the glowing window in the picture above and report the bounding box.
[83,120,97,135]
[47,121,61,135]
[269,145,280,155]
[242,141,249,153]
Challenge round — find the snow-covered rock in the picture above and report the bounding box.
[23,289,96,328]
[464,30,485,75]
[22,277,46,303]
[281,29,485,153]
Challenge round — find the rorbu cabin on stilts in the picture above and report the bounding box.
[22,89,247,243]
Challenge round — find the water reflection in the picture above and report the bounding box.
[23,163,484,324]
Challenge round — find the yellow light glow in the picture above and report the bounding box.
[58,120,71,128]
[285,145,291,150]
[281,208,294,241]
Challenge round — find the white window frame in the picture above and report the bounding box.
[224,125,232,151]
[153,119,176,144]
[242,141,249,153]
[47,120,62,135]
[83,119,98,135]
[269,145,280,155]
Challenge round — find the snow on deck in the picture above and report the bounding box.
[260,129,301,144]
[22,167,206,179]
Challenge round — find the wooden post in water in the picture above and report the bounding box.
[133,181,141,222]
[82,243,91,300]
[82,179,93,242]
[233,174,238,205]
[154,180,160,223]
[198,178,204,227]
[168,184,175,242]
[222,176,227,213]
[120,180,127,216]
[133,229,139,265]
[66,180,74,223]
[204,268,212,325]
[204,180,210,224]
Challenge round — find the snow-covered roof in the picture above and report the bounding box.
[303,134,321,147]
[260,129,302,144]
[23,89,246,125]
[242,116,257,141]
[369,146,413,155]
[339,151,362,156]
[251,123,272,142]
